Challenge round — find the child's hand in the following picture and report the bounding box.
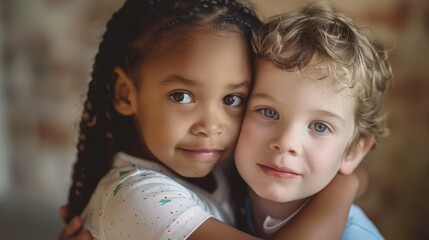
[58,205,92,240]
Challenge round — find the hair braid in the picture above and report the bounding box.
[67,1,149,222]
[66,0,260,222]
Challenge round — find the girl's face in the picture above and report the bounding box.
[130,30,251,177]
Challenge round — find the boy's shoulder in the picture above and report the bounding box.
[343,204,385,240]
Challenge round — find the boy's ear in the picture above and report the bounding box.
[113,67,137,116]
[339,135,374,175]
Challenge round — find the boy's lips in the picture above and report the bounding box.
[178,148,225,163]
[257,163,302,180]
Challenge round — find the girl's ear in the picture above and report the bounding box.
[113,67,137,116]
[339,135,375,175]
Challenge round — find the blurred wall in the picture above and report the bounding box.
[0,0,428,239]
[0,1,11,196]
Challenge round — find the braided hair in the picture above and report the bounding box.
[66,0,261,223]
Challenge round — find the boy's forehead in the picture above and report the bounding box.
[260,57,352,79]
[254,59,355,97]
[252,60,356,120]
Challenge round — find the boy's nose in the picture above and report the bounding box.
[268,128,301,156]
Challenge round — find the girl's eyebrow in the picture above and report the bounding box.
[160,75,196,86]
[161,75,251,90]
[229,80,251,91]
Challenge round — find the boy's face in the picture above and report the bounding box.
[235,60,356,203]
[119,31,251,177]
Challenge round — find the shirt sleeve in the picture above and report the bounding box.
[98,170,212,240]
[342,205,385,240]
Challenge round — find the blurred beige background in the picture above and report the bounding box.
[0,0,428,239]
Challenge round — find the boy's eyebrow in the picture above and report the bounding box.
[251,92,278,102]
[313,110,346,124]
[252,92,346,123]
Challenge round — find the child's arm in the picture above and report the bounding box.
[189,218,261,239]
[270,171,363,240]
[58,206,91,240]
[189,171,363,240]
[59,171,363,240]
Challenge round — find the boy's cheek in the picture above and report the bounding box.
[236,122,262,156]
[242,118,268,140]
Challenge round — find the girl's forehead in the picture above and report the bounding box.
[150,27,247,59]
[137,27,251,85]
[170,25,243,44]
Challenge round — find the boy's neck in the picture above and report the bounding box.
[248,187,310,237]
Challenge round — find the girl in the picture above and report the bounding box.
[61,0,363,239]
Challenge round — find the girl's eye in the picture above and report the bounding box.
[310,122,330,133]
[169,92,193,104]
[223,94,243,107]
[258,108,279,119]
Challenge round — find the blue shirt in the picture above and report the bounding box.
[244,199,384,239]
[342,204,384,240]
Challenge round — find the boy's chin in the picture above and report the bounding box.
[252,188,291,203]
[253,187,313,204]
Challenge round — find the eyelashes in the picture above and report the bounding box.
[308,122,332,134]
[223,94,244,107]
[169,91,193,104]
[256,107,279,119]
[255,107,333,134]
[168,91,245,108]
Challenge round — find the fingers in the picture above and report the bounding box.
[59,205,69,222]
[76,230,92,240]
[59,216,83,240]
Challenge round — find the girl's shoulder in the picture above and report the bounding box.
[106,152,193,195]
[83,153,214,239]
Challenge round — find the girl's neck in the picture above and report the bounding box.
[248,187,310,236]
[185,174,217,193]
[127,136,155,161]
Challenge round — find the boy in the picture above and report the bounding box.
[235,3,392,239]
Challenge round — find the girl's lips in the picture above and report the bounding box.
[258,163,302,180]
[178,149,224,163]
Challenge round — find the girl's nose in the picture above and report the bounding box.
[191,122,224,137]
[190,108,225,137]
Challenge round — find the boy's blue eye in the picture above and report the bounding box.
[310,122,329,133]
[258,108,279,119]
[223,94,243,107]
[169,92,193,104]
